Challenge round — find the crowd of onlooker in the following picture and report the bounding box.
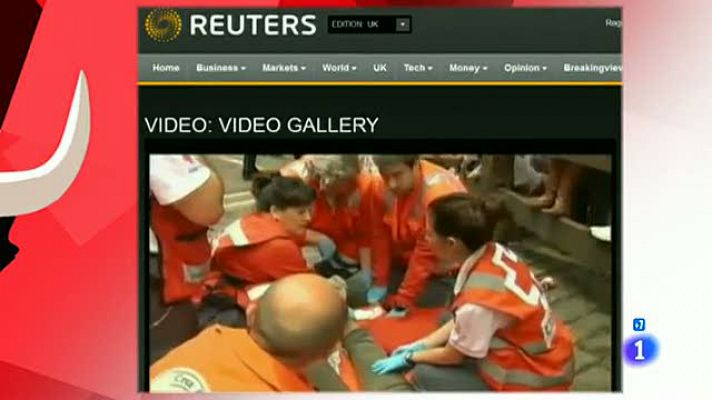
[420,154,612,242]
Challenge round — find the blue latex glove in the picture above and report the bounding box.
[371,353,413,375]
[317,236,337,260]
[391,341,427,356]
[367,285,387,304]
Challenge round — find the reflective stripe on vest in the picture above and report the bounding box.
[461,273,554,356]
[488,336,555,356]
[477,358,574,389]
[425,171,458,188]
[223,219,249,246]
[462,272,507,293]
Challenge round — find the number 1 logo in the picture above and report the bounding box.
[634,340,645,360]
[624,335,659,366]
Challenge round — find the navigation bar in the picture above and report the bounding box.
[139,54,621,83]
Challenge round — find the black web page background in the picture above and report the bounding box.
[139,86,619,140]
[138,84,621,391]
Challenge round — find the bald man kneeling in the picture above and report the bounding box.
[150,274,411,392]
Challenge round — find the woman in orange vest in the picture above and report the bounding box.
[212,175,316,282]
[209,175,316,309]
[280,155,387,306]
[368,155,467,310]
[370,193,574,391]
[206,169,374,327]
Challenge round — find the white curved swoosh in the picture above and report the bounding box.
[0,71,90,217]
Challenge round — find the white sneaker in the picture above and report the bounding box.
[590,226,611,242]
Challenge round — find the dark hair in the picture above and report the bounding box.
[429,193,510,251]
[372,155,419,170]
[251,174,316,212]
[250,171,280,198]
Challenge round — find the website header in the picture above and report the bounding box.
[139,8,621,54]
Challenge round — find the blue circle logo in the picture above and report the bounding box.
[623,335,659,366]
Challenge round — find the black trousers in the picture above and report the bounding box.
[148,276,200,363]
[196,294,248,329]
[387,265,456,308]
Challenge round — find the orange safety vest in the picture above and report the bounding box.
[310,172,377,262]
[450,242,574,391]
[281,157,382,264]
[150,325,314,392]
[150,198,211,304]
[382,160,466,259]
[210,213,309,308]
[214,212,294,250]
[374,160,466,300]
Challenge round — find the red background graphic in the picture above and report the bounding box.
[0,0,637,398]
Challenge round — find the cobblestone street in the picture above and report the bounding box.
[511,239,613,391]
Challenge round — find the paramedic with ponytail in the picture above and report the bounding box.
[371,193,574,391]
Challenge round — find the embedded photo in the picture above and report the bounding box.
[146,154,614,392]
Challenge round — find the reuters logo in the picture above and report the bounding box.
[145,9,182,43]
